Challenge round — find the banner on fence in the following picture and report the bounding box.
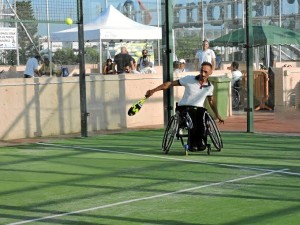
[0,28,17,50]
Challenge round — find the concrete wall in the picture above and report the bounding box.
[0,70,232,140]
[0,75,164,140]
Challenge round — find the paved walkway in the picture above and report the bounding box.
[219,110,300,135]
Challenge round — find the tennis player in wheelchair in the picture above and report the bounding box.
[145,62,224,151]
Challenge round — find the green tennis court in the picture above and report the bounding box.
[1,130,299,225]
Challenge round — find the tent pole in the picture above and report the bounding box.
[99,37,102,73]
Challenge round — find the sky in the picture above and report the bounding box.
[35,0,299,36]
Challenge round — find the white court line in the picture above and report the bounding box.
[37,143,300,176]
[7,168,287,225]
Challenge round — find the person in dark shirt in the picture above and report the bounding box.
[113,47,134,74]
[103,58,115,74]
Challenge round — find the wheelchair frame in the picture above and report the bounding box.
[161,110,223,155]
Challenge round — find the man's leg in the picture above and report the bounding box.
[189,107,206,151]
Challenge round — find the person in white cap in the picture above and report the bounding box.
[179,59,186,72]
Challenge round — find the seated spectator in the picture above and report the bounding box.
[103,58,115,75]
[174,60,185,75]
[137,49,156,74]
[227,61,243,87]
[178,59,186,72]
[39,56,57,76]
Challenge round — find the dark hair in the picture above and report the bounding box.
[201,61,213,68]
[173,61,180,69]
[142,49,148,54]
[231,61,239,70]
[35,55,41,60]
[106,58,113,63]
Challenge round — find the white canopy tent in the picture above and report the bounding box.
[51,5,162,70]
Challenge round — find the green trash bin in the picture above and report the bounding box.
[205,76,231,120]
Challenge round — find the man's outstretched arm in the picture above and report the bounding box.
[145,80,180,98]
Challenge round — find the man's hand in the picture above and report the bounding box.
[218,117,225,124]
[145,89,154,98]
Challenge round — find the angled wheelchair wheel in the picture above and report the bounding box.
[205,112,223,151]
[232,88,240,110]
[162,114,179,154]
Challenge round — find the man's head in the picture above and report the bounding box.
[202,40,210,50]
[173,61,180,69]
[43,57,50,65]
[227,61,239,71]
[121,47,127,54]
[231,61,239,70]
[35,55,41,61]
[142,49,148,57]
[179,59,186,69]
[200,62,213,79]
[106,58,113,64]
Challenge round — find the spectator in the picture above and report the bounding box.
[215,50,222,70]
[137,49,156,74]
[194,40,216,71]
[174,59,186,75]
[24,55,41,78]
[102,58,115,74]
[227,61,243,87]
[178,59,186,72]
[113,46,134,74]
[39,56,57,76]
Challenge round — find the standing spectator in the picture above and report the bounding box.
[113,46,134,74]
[215,50,222,70]
[102,58,115,74]
[194,40,216,71]
[24,55,41,78]
[39,56,57,76]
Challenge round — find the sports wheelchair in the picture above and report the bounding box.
[161,107,223,155]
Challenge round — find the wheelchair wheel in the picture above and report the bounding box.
[162,114,179,154]
[205,113,223,151]
[232,88,240,110]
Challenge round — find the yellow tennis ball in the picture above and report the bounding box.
[65,17,73,25]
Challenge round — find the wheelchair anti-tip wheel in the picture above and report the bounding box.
[161,114,179,154]
[205,113,223,151]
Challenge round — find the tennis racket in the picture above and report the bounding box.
[128,96,147,116]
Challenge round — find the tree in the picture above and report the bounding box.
[16,1,39,64]
[2,1,39,65]
[52,48,78,65]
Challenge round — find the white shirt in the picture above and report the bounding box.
[178,75,214,107]
[195,49,216,64]
[231,70,243,87]
[24,57,39,77]
[137,56,154,70]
